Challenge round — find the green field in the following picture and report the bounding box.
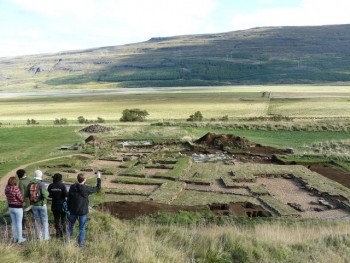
[1,86,350,122]
[1,86,350,176]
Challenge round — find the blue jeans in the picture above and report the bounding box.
[9,207,24,242]
[69,214,88,247]
[32,205,49,240]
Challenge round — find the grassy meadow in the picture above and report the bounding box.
[1,86,350,122]
[1,86,350,262]
[1,85,350,178]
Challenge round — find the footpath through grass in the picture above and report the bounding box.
[0,126,82,178]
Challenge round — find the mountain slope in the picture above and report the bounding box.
[1,24,350,91]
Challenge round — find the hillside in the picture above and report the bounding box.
[1,24,350,91]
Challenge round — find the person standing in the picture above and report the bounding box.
[27,170,50,240]
[16,169,31,230]
[4,176,26,243]
[67,171,101,248]
[48,173,68,238]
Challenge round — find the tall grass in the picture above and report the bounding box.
[1,211,350,262]
[295,140,350,162]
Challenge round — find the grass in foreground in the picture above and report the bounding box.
[1,211,350,263]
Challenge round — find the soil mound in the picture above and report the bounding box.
[85,135,105,144]
[79,124,110,133]
[195,132,255,149]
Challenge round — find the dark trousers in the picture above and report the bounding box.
[52,210,67,237]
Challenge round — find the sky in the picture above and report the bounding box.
[0,0,349,58]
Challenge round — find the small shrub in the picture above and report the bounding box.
[220,115,229,122]
[27,118,39,125]
[54,118,68,125]
[187,111,203,122]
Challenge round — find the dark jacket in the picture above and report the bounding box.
[48,181,68,212]
[67,178,101,216]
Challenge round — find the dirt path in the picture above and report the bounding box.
[0,154,92,200]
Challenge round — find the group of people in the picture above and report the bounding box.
[4,168,101,248]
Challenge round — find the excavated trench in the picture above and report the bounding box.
[94,201,272,220]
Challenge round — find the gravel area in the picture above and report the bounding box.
[257,177,350,219]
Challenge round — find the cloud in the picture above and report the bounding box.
[230,0,350,30]
[2,0,349,57]
[6,0,216,47]
[18,29,42,37]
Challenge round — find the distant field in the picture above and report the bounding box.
[1,86,350,122]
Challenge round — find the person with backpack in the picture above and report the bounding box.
[16,169,31,230]
[48,173,68,238]
[26,170,50,240]
[67,171,101,248]
[4,176,26,243]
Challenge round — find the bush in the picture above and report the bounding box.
[78,116,105,123]
[78,116,88,124]
[120,109,149,122]
[54,118,68,125]
[220,115,229,121]
[27,119,39,125]
[96,117,105,123]
[187,111,203,122]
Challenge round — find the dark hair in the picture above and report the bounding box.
[53,173,63,183]
[16,169,26,179]
[8,176,18,186]
[77,173,86,183]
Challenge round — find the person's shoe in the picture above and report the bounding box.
[13,239,18,243]
[18,238,26,243]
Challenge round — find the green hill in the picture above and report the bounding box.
[1,24,350,91]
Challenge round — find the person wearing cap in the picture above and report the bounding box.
[67,171,101,248]
[26,169,50,240]
[48,173,68,238]
[4,176,26,243]
[16,169,31,230]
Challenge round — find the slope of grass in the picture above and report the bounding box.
[2,211,350,263]
[0,126,83,179]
